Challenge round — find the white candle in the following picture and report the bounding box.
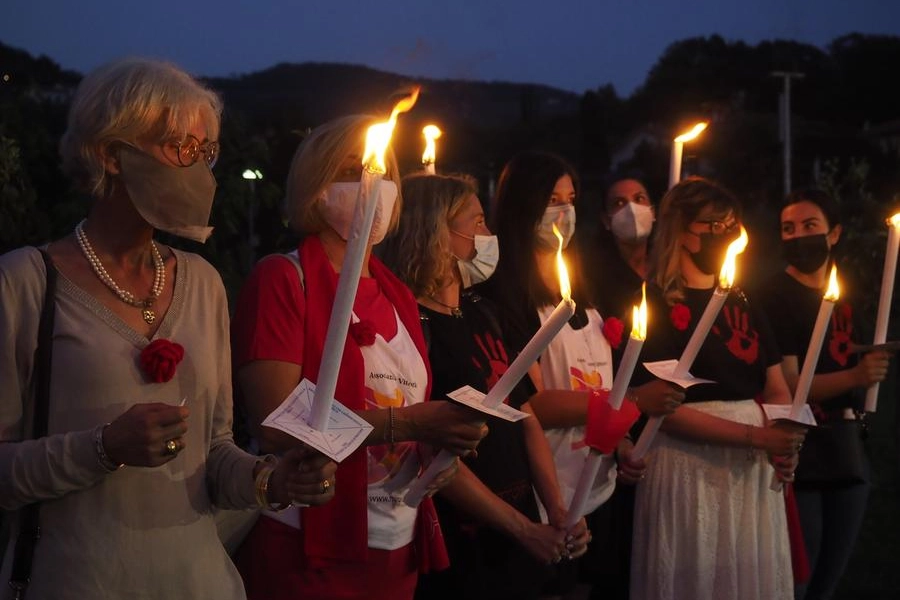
[668,122,708,189]
[790,265,840,419]
[607,289,648,410]
[422,124,441,176]
[423,162,436,175]
[308,168,384,431]
[865,215,900,412]
[565,450,604,529]
[482,297,576,407]
[673,288,728,379]
[631,415,663,461]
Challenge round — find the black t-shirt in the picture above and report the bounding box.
[633,284,781,402]
[756,270,862,420]
[416,293,548,600]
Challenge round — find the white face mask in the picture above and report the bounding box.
[610,202,654,243]
[118,146,216,243]
[537,204,576,250]
[452,232,499,288]
[319,180,398,245]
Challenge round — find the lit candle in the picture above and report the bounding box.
[308,88,420,431]
[404,225,576,506]
[632,227,748,460]
[668,122,708,189]
[865,213,900,412]
[422,124,441,175]
[607,284,648,410]
[790,265,840,419]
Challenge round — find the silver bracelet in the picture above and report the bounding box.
[94,423,123,472]
[388,406,396,446]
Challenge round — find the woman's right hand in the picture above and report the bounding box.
[515,519,568,565]
[854,350,891,387]
[400,401,488,456]
[103,403,190,467]
[631,380,685,417]
[756,422,806,456]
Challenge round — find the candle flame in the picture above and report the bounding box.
[674,122,708,143]
[825,264,840,302]
[362,86,421,174]
[632,282,647,341]
[422,124,442,166]
[889,212,900,228]
[552,223,572,301]
[717,226,749,289]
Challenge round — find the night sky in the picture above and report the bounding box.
[3,0,900,95]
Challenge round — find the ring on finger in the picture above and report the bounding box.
[320,479,331,494]
[164,438,180,456]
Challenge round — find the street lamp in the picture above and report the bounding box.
[242,169,263,268]
[669,122,708,189]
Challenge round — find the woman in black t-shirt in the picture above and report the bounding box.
[629,177,805,599]
[757,189,890,600]
[381,173,590,600]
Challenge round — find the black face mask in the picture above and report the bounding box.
[688,232,739,276]
[783,234,830,274]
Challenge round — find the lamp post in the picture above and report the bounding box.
[242,169,263,270]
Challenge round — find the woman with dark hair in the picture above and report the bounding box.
[381,172,590,600]
[480,151,682,597]
[629,176,806,599]
[757,189,889,600]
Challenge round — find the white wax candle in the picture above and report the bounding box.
[482,298,576,407]
[790,298,835,419]
[403,451,457,508]
[669,140,684,189]
[308,169,383,431]
[630,415,663,461]
[607,335,644,410]
[423,162,436,175]
[673,287,728,378]
[865,219,900,412]
[565,450,604,529]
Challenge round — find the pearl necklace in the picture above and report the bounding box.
[75,220,165,324]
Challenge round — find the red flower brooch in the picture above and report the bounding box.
[140,339,185,383]
[670,303,691,331]
[349,319,377,347]
[601,317,625,350]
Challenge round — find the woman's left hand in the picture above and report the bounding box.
[770,451,799,483]
[560,516,591,560]
[615,439,647,485]
[268,445,338,506]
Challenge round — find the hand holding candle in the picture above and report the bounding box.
[865,213,900,412]
[308,88,420,431]
[422,124,442,175]
[632,227,748,461]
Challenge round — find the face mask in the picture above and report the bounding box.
[783,234,830,274]
[452,232,499,288]
[687,231,739,276]
[610,202,654,243]
[319,180,398,245]
[118,146,216,243]
[537,204,576,250]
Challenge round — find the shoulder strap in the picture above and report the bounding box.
[281,251,305,291]
[10,249,57,597]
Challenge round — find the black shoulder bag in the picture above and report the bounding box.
[8,250,57,599]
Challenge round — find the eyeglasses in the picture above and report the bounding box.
[168,134,219,168]
[693,219,739,235]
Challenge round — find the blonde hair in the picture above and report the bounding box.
[285,114,402,235]
[650,176,742,305]
[60,57,222,196]
[381,173,477,298]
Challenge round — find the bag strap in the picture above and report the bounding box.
[9,249,57,598]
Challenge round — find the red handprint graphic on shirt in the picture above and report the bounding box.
[711,304,759,364]
[472,332,509,395]
[829,303,853,367]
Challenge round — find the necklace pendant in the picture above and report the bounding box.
[142,308,156,325]
[451,307,463,318]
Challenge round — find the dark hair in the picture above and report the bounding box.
[784,188,842,229]
[490,150,581,307]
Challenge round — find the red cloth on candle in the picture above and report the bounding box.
[584,389,640,454]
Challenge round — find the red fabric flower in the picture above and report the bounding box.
[139,339,185,383]
[584,389,641,454]
[670,303,691,331]
[349,320,377,347]
[602,317,625,350]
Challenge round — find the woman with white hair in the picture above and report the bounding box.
[0,57,336,600]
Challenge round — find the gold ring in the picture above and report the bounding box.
[165,439,179,455]
[321,479,331,494]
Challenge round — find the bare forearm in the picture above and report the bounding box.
[520,403,564,516]
[527,390,589,429]
[439,462,529,538]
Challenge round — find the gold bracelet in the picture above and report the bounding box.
[254,463,288,511]
[388,406,396,447]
